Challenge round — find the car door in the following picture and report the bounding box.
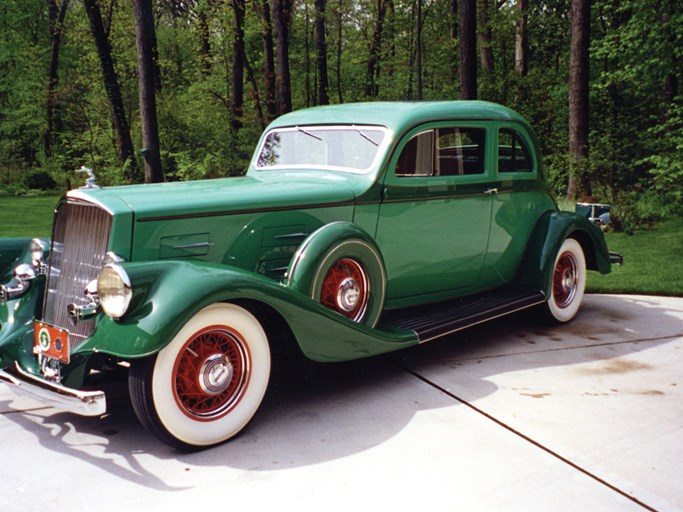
[375,123,494,305]
[478,124,557,289]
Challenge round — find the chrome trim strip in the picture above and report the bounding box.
[273,233,309,240]
[172,242,215,249]
[417,297,546,344]
[0,363,106,417]
[65,189,115,215]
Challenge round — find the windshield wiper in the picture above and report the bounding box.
[297,126,323,141]
[354,127,379,146]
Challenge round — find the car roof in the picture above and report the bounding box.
[266,101,530,135]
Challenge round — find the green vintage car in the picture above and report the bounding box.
[0,101,621,449]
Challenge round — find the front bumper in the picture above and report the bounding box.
[0,363,106,416]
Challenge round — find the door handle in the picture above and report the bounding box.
[484,188,498,195]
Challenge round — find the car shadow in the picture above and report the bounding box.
[1,295,681,483]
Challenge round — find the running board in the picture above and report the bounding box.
[380,288,546,343]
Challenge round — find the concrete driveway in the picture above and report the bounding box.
[1,294,682,511]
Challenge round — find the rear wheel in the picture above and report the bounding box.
[543,238,586,323]
[129,303,270,450]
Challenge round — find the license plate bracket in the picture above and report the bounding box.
[34,322,70,363]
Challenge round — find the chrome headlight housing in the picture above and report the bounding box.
[97,264,132,319]
[30,238,45,263]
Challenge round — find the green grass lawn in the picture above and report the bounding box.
[0,194,60,237]
[1,195,681,296]
[587,216,683,297]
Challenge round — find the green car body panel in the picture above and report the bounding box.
[0,101,618,447]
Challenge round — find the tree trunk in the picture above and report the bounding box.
[45,0,69,158]
[133,0,164,183]
[255,0,277,120]
[83,0,139,181]
[315,0,329,105]
[460,0,477,100]
[567,0,590,200]
[336,0,343,103]
[198,9,211,75]
[272,0,293,115]
[450,0,458,81]
[514,0,528,77]
[231,0,245,132]
[415,0,423,99]
[366,0,387,98]
[478,0,494,73]
[244,50,266,130]
[660,9,679,122]
[305,2,312,106]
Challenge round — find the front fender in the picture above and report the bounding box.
[285,221,387,327]
[0,238,32,278]
[75,260,415,362]
[517,211,611,295]
[0,238,48,370]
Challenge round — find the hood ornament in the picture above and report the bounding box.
[76,166,99,189]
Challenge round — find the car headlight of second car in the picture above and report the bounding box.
[98,264,132,319]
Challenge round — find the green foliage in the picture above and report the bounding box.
[0,0,680,232]
[23,170,57,190]
[639,100,683,204]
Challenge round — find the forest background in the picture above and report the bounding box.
[0,0,681,232]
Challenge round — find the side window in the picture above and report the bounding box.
[498,129,533,173]
[396,131,434,176]
[396,127,486,177]
[436,127,485,175]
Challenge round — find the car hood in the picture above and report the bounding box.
[71,171,360,220]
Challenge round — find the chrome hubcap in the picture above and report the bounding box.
[199,354,234,395]
[337,277,361,312]
[554,252,578,309]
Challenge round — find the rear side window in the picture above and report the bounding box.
[498,129,533,173]
[396,127,486,177]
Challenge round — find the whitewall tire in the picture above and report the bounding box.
[544,238,586,323]
[129,303,270,450]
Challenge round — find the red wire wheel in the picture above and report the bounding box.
[173,326,250,421]
[129,304,270,449]
[552,251,579,309]
[320,258,370,322]
[544,238,586,323]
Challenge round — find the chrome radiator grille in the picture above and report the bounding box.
[43,200,112,350]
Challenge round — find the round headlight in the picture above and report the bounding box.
[98,264,132,319]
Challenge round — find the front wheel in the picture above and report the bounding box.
[543,238,586,323]
[129,303,271,450]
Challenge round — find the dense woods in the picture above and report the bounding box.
[0,0,681,228]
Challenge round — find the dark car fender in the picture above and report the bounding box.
[516,210,612,296]
[74,259,415,363]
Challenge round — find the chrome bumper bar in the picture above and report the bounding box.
[0,363,106,417]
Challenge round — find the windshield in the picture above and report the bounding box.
[254,125,389,173]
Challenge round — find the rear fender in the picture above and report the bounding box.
[517,211,611,296]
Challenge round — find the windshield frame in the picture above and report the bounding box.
[252,124,392,175]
